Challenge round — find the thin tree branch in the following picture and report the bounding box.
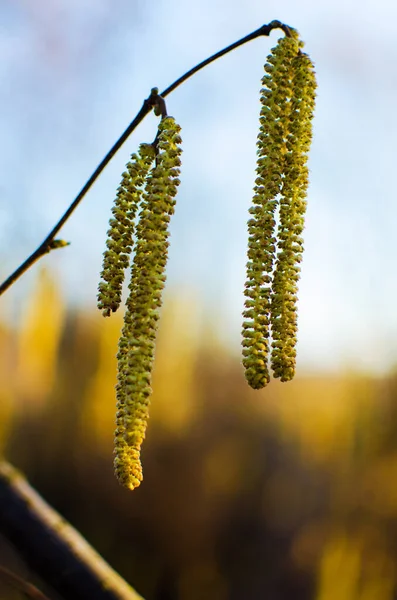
[0,20,291,297]
[0,461,144,600]
[0,565,52,600]
[161,20,292,97]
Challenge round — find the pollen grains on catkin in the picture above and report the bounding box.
[242,33,300,390]
[270,44,316,382]
[114,116,182,490]
[97,143,155,317]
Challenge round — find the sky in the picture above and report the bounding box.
[1,0,397,373]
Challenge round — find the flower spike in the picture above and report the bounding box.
[271,48,316,381]
[242,34,299,389]
[242,31,316,389]
[97,144,155,317]
[114,117,182,490]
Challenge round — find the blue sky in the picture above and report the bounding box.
[1,0,397,373]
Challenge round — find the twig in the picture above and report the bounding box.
[0,20,291,296]
[0,565,51,600]
[0,461,144,600]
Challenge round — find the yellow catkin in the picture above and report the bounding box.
[114,117,182,490]
[242,34,299,389]
[97,144,155,317]
[242,30,316,388]
[271,45,316,381]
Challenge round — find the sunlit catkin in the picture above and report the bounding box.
[242,34,300,389]
[242,31,316,388]
[271,48,316,381]
[97,144,155,317]
[114,117,182,490]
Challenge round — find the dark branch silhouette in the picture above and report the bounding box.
[0,461,143,600]
[0,20,291,296]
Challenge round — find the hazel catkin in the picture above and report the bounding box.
[97,143,155,317]
[114,117,182,490]
[242,31,316,388]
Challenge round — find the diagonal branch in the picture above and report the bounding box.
[0,20,291,297]
[0,461,143,600]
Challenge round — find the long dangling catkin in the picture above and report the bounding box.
[242,34,300,390]
[97,144,155,317]
[242,30,316,389]
[114,117,182,490]
[271,45,316,382]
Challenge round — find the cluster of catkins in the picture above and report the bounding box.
[98,116,182,490]
[98,30,316,490]
[242,31,316,389]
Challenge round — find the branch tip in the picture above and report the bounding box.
[259,20,294,38]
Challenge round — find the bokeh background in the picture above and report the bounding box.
[1,0,397,598]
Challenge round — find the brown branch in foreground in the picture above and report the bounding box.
[0,565,51,600]
[0,19,292,297]
[0,461,144,600]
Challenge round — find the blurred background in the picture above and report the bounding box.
[1,0,397,599]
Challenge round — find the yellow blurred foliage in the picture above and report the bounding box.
[317,531,394,600]
[203,435,250,499]
[81,310,123,449]
[360,454,397,517]
[0,318,15,455]
[2,268,397,598]
[16,268,64,404]
[317,532,362,600]
[150,293,200,437]
[269,375,377,468]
